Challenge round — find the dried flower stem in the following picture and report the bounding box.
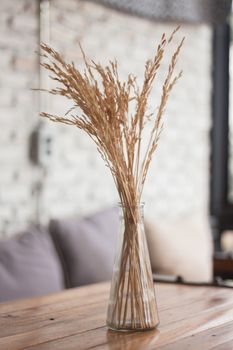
[39,28,184,330]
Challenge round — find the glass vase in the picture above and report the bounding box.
[107,203,159,331]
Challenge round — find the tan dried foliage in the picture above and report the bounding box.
[39,27,184,331]
[40,27,184,211]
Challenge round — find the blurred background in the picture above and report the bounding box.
[1,0,233,301]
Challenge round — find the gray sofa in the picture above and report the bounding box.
[0,206,214,303]
[0,207,119,303]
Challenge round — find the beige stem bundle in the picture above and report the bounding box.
[40,27,184,330]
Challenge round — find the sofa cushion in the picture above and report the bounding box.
[49,207,119,287]
[145,215,213,282]
[0,227,65,302]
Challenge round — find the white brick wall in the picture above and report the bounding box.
[0,0,212,237]
[0,0,39,237]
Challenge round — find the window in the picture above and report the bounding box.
[211,9,233,253]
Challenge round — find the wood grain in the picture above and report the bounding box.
[0,282,233,349]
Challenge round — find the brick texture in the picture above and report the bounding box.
[0,0,39,236]
[0,0,212,237]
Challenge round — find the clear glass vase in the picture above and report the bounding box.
[107,203,159,331]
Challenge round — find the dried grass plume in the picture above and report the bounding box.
[39,27,184,331]
[40,27,184,210]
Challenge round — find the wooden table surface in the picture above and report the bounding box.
[1,282,233,350]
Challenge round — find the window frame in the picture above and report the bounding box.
[211,21,233,251]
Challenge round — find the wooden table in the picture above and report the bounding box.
[1,282,233,349]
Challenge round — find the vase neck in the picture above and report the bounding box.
[118,203,145,223]
[118,202,145,210]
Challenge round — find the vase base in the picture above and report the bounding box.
[107,322,159,333]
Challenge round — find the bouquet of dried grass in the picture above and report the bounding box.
[40,27,184,331]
